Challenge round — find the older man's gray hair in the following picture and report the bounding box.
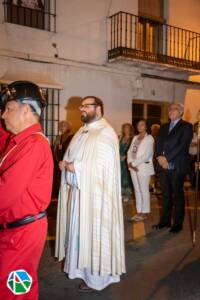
[169,102,184,116]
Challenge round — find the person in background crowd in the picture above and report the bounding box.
[189,122,198,188]
[151,123,160,141]
[0,81,53,299]
[128,119,154,222]
[153,102,193,233]
[52,121,73,197]
[195,161,200,191]
[195,161,200,171]
[150,123,161,194]
[119,123,134,202]
[55,96,125,292]
[53,121,73,162]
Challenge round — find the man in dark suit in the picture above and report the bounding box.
[153,102,193,233]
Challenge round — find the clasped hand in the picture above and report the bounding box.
[59,161,75,172]
[157,156,169,170]
[128,162,138,172]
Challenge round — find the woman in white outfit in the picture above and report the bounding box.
[127,119,155,221]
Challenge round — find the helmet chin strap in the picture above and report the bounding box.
[20,99,42,116]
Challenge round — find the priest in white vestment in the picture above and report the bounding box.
[55,96,126,291]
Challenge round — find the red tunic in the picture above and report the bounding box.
[0,123,53,300]
[0,123,53,223]
[0,120,10,154]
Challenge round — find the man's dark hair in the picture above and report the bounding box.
[82,96,104,116]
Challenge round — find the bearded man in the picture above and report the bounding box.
[55,96,125,292]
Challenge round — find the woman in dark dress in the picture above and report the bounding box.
[119,123,134,202]
[52,121,73,197]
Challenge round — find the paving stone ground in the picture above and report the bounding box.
[39,192,200,300]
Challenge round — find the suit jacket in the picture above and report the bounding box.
[156,119,193,174]
[127,134,155,176]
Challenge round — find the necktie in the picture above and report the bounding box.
[169,122,175,133]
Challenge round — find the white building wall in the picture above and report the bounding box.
[62,66,138,133]
[0,0,138,65]
[167,0,200,33]
[0,0,199,134]
[165,0,200,124]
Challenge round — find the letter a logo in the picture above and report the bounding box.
[7,270,32,295]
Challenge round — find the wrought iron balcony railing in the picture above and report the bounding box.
[108,11,200,70]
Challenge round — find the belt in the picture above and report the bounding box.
[0,211,47,230]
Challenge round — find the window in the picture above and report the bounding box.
[3,0,56,32]
[132,102,144,126]
[132,100,169,128]
[137,0,164,54]
[41,88,59,145]
[137,18,163,54]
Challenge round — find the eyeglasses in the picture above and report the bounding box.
[78,103,97,110]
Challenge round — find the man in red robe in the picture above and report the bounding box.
[0,81,53,299]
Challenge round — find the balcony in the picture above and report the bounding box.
[108,11,200,70]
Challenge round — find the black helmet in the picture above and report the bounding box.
[0,80,46,115]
